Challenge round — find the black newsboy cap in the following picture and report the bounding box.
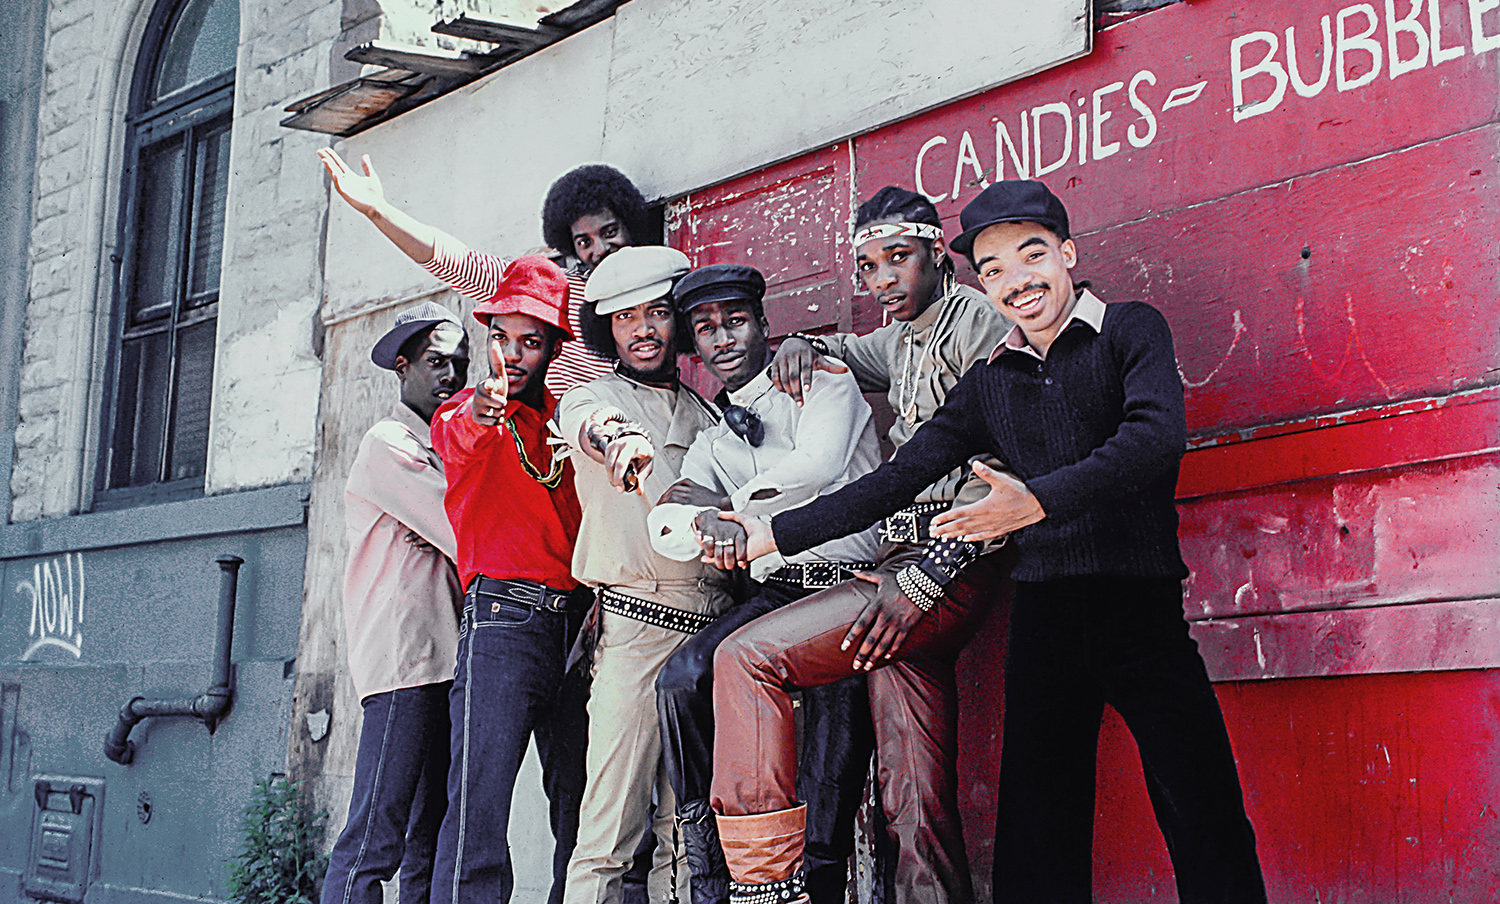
[672,263,767,313]
[950,180,1071,256]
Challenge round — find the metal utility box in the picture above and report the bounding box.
[23,775,103,903]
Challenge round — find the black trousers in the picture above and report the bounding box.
[656,580,874,877]
[994,576,1266,904]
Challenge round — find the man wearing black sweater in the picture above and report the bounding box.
[719,181,1266,903]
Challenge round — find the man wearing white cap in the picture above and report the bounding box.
[323,304,470,904]
[555,247,729,904]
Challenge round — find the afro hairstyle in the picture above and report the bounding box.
[541,164,653,259]
[576,299,621,361]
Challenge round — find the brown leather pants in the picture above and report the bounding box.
[710,542,1002,904]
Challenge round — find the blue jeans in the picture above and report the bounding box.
[323,682,451,904]
[430,583,589,904]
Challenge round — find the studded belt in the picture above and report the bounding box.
[879,501,951,545]
[763,560,876,590]
[599,587,717,635]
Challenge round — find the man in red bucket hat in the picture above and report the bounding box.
[420,252,591,904]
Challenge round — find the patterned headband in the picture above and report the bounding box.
[851,221,943,246]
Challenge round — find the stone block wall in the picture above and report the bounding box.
[11,0,468,518]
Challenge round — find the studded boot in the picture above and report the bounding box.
[716,805,810,904]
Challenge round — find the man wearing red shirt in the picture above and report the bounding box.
[425,256,588,904]
[322,147,591,904]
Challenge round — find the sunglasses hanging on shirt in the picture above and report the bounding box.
[723,405,765,447]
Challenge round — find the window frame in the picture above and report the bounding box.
[94,0,236,510]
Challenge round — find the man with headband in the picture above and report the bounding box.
[554,246,728,904]
[693,186,1012,904]
[647,264,882,904]
[323,303,469,904]
[715,180,1266,904]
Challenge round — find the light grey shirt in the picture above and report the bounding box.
[821,283,1012,506]
[649,362,882,581]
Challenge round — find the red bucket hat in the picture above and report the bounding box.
[471,255,574,339]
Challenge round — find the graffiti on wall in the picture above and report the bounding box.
[20,553,86,660]
[907,0,1500,204]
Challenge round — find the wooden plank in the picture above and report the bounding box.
[1089,669,1500,903]
[853,0,1500,233]
[1179,454,1500,619]
[1086,126,1500,434]
[1178,391,1500,497]
[1190,597,1500,680]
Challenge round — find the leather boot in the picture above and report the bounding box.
[680,799,730,904]
[716,805,810,904]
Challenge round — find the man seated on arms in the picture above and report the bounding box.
[555,246,729,904]
[714,184,1013,904]
[319,148,654,396]
[324,152,589,904]
[646,264,881,904]
[712,180,1267,904]
[323,304,468,904]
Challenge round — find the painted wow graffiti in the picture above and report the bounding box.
[21,554,86,660]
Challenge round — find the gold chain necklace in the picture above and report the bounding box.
[505,416,566,488]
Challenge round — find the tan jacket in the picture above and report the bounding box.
[558,370,727,594]
[342,404,462,700]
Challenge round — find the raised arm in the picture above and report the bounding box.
[318,149,440,264]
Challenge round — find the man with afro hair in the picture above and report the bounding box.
[540,164,659,391]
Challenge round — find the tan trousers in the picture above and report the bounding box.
[564,583,729,904]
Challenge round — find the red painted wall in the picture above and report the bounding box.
[667,0,1500,899]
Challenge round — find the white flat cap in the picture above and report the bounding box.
[584,246,692,315]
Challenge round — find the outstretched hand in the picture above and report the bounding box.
[930,460,1044,541]
[768,338,848,407]
[605,435,653,494]
[318,149,387,218]
[842,571,925,670]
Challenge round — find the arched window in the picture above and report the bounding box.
[99,0,237,505]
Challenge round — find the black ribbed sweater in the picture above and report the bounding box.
[773,300,1190,582]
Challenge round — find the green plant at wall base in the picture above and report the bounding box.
[227,775,329,904]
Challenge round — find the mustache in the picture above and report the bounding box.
[1004,281,1050,305]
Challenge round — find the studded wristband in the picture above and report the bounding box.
[895,565,943,613]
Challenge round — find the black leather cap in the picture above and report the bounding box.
[950,180,1071,256]
[671,263,767,312]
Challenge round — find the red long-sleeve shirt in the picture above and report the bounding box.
[430,388,581,591]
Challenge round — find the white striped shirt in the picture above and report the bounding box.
[423,232,614,397]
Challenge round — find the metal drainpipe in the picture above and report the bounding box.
[104,555,244,765]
